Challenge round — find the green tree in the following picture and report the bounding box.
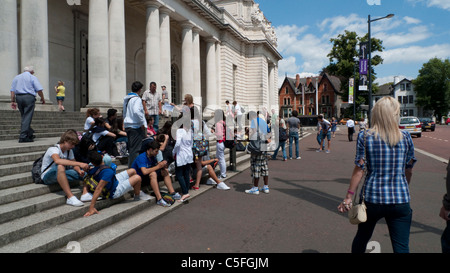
[413,58,450,120]
[326,30,384,114]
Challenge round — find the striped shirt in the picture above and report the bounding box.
[355,130,417,204]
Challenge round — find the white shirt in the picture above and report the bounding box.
[234,104,242,116]
[41,144,74,179]
[346,119,355,128]
[173,128,193,167]
[84,116,94,131]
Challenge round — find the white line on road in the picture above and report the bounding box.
[414,147,448,164]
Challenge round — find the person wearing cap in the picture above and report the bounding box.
[10,66,46,143]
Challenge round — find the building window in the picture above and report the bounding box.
[408,95,414,104]
[406,83,411,91]
[285,87,289,94]
[171,64,179,104]
[398,96,402,104]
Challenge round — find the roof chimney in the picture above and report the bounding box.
[295,74,300,88]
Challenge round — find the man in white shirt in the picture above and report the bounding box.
[142,81,162,131]
[233,101,243,131]
[346,118,355,142]
[317,114,332,153]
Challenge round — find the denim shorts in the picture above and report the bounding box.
[42,164,81,185]
[56,96,65,101]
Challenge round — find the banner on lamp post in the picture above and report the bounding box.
[349,78,354,104]
[359,42,369,91]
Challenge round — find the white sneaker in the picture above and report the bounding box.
[296,156,301,159]
[80,193,93,202]
[245,186,260,195]
[217,182,230,190]
[206,178,217,185]
[137,191,152,201]
[66,196,84,207]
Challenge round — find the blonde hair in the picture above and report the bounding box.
[370,97,402,147]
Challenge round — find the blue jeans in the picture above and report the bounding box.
[152,114,159,132]
[175,164,191,195]
[272,141,286,160]
[352,202,412,253]
[42,164,82,185]
[316,134,325,149]
[288,131,299,158]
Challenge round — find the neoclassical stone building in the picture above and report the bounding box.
[0,0,281,114]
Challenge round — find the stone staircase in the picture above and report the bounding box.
[0,110,251,253]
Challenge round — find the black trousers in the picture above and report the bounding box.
[16,94,36,140]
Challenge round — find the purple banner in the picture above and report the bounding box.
[359,59,368,75]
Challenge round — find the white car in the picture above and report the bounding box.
[399,116,421,138]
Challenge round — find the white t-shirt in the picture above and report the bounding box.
[92,130,109,144]
[346,119,355,128]
[172,128,193,167]
[41,144,74,179]
[234,104,242,116]
[84,116,95,131]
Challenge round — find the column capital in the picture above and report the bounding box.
[205,36,219,44]
[145,0,162,8]
[180,20,194,30]
[159,6,174,15]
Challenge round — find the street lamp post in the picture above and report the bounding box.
[367,13,394,127]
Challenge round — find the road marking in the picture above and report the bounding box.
[414,147,448,164]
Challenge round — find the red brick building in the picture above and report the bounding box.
[278,73,343,118]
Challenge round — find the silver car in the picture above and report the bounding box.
[399,116,422,138]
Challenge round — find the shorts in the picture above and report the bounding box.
[42,164,81,185]
[112,170,133,199]
[321,131,331,141]
[56,96,65,101]
[250,153,269,178]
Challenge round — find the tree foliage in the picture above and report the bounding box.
[413,58,450,119]
[325,30,384,108]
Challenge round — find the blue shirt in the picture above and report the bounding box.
[131,152,157,177]
[88,166,118,199]
[10,71,44,95]
[355,130,417,204]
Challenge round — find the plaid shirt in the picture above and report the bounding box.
[355,130,417,204]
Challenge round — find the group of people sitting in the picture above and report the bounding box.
[38,98,235,216]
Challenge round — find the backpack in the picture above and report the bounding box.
[84,165,112,199]
[192,121,209,157]
[279,127,288,142]
[31,154,54,184]
[162,193,175,205]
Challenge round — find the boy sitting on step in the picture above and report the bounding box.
[83,151,151,217]
[41,129,91,207]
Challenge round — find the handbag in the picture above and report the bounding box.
[348,130,369,225]
[246,118,263,155]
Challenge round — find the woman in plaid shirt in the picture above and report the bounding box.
[338,97,417,253]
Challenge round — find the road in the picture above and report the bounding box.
[101,125,449,254]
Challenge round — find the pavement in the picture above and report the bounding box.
[100,126,448,253]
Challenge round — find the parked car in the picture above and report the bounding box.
[419,117,435,131]
[399,116,421,137]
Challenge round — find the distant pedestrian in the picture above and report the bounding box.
[338,97,416,253]
[317,114,331,153]
[271,117,288,161]
[439,158,450,253]
[123,81,147,168]
[346,118,355,142]
[55,81,66,112]
[233,101,243,132]
[10,66,46,143]
[331,117,338,138]
[286,110,301,159]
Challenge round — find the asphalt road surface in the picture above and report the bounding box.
[101,126,448,254]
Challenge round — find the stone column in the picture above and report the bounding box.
[192,28,201,106]
[180,21,194,99]
[88,0,110,107]
[109,0,127,107]
[145,1,161,88]
[20,0,50,103]
[0,0,18,100]
[159,7,172,103]
[205,38,218,109]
